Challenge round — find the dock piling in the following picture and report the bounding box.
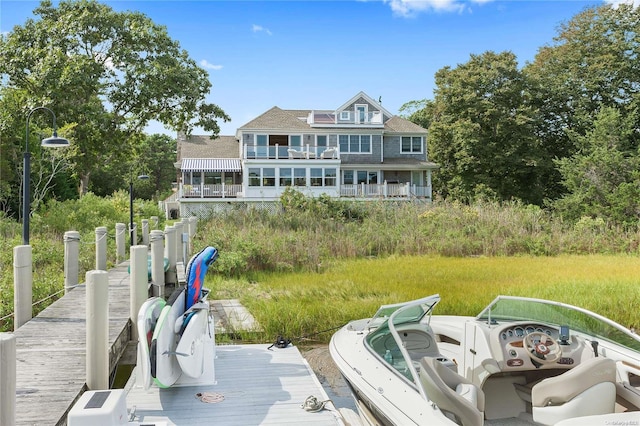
[0,333,16,426]
[95,226,107,271]
[86,270,109,390]
[150,230,165,297]
[64,231,80,294]
[130,245,148,341]
[115,223,126,264]
[13,245,32,330]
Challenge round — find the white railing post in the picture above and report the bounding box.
[150,216,159,230]
[115,222,126,264]
[64,231,80,294]
[150,230,165,297]
[130,245,148,341]
[164,225,177,285]
[129,222,138,247]
[95,226,108,271]
[0,333,16,426]
[13,245,32,330]
[383,181,388,198]
[86,270,109,390]
[141,219,149,246]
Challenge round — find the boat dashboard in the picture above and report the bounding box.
[485,321,597,371]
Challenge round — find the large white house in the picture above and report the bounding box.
[171,92,438,217]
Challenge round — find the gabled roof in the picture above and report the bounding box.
[178,135,239,160]
[384,116,428,134]
[238,106,311,131]
[335,91,393,119]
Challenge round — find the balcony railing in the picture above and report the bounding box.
[181,183,242,198]
[178,182,431,200]
[244,144,339,160]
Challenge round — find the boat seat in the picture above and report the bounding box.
[419,356,485,426]
[531,357,617,426]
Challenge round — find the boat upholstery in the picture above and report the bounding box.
[531,357,617,425]
[420,356,485,426]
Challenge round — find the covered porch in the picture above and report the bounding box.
[179,158,243,198]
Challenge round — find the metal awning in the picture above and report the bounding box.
[180,158,241,172]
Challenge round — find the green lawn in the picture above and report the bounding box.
[210,255,640,344]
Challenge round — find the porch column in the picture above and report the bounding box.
[426,170,433,199]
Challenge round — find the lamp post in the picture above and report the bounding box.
[129,171,149,246]
[23,107,70,245]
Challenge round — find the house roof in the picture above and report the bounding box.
[236,94,426,134]
[238,106,311,131]
[178,135,239,160]
[335,91,393,119]
[383,116,428,134]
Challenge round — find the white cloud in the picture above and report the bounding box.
[385,0,491,17]
[200,59,223,71]
[252,24,272,36]
[605,0,639,7]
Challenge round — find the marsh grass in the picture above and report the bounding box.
[209,255,640,345]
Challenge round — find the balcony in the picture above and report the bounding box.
[181,183,242,198]
[244,144,339,160]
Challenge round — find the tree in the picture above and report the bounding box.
[524,3,640,200]
[553,107,640,225]
[0,0,229,199]
[419,51,542,203]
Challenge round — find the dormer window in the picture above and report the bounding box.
[340,111,350,121]
[355,104,368,124]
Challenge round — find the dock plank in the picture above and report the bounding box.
[13,263,133,426]
[126,344,344,426]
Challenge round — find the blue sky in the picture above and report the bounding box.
[1,0,622,136]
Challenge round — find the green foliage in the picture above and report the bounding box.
[553,108,640,226]
[213,255,640,345]
[0,0,228,199]
[424,51,542,204]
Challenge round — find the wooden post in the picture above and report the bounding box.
[115,222,126,264]
[130,245,148,342]
[0,333,16,426]
[86,270,109,390]
[150,216,159,229]
[63,231,80,294]
[95,226,108,271]
[174,221,184,265]
[13,245,32,330]
[150,230,165,297]
[141,219,149,246]
[164,225,177,285]
[129,222,138,247]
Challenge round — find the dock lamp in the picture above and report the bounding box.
[23,107,70,245]
[129,171,149,246]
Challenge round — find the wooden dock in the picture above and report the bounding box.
[13,262,132,426]
[10,261,349,425]
[126,344,345,425]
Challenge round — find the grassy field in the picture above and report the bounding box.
[209,255,640,345]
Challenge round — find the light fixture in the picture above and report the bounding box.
[23,107,70,245]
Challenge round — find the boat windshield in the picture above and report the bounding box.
[365,295,440,386]
[477,296,640,351]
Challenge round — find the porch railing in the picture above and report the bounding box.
[244,144,339,160]
[181,183,242,198]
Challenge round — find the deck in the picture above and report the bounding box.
[10,261,346,425]
[125,344,344,425]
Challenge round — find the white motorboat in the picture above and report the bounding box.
[329,294,640,425]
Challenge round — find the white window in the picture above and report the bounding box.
[290,135,302,147]
[339,134,372,153]
[401,136,423,153]
[340,111,350,120]
[356,104,368,123]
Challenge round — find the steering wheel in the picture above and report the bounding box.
[523,331,562,365]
